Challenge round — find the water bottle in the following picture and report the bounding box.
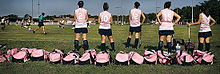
[176,43,181,51]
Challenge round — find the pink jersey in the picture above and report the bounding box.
[99,11,112,29]
[159,9,174,30]
[74,8,87,28]
[130,8,141,27]
[199,13,211,32]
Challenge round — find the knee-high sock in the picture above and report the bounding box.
[167,42,172,53]
[74,40,79,51]
[134,38,139,48]
[101,43,106,51]
[126,38,131,47]
[158,41,163,50]
[83,40,89,50]
[198,43,203,51]
[110,42,115,50]
[205,43,210,51]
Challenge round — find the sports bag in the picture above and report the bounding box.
[49,49,64,64]
[79,49,96,64]
[129,51,144,65]
[0,55,6,62]
[63,51,80,65]
[193,50,214,65]
[144,49,157,65]
[115,51,130,65]
[11,48,30,63]
[157,50,173,65]
[95,51,111,66]
[176,50,194,65]
[0,50,6,62]
[28,48,49,61]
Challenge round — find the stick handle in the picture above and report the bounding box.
[188,26,191,41]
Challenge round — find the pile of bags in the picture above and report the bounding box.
[0,48,215,66]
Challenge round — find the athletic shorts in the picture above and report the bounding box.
[74,28,88,33]
[26,23,31,26]
[129,26,141,32]
[38,22,44,27]
[1,23,5,25]
[99,29,112,36]
[198,31,212,38]
[159,30,174,36]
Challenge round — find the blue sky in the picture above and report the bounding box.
[0,0,207,17]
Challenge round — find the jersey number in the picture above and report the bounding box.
[164,13,172,21]
[78,13,83,20]
[132,13,138,20]
[102,15,109,23]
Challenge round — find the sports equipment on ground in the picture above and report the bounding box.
[186,26,195,53]
[95,51,111,66]
[115,51,130,65]
[157,50,173,65]
[79,49,96,64]
[63,51,80,65]
[129,51,144,65]
[176,50,194,65]
[49,49,64,64]
[144,49,157,65]
[193,50,214,65]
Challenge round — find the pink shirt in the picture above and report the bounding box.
[130,8,141,27]
[99,11,112,29]
[74,8,87,28]
[199,13,211,32]
[159,9,174,30]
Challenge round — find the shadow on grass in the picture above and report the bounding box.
[96,45,110,50]
[144,46,157,50]
[122,42,135,48]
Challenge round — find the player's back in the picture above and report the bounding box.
[200,13,210,28]
[161,9,174,26]
[130,8,141,27]
[99,11,111,29]
[75,8,87,24]
[199,13,211,32]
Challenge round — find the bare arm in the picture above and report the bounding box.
[86,12,89,22]
[129,11,131,23]
[141,11,146,26]
[98,15,100,24]
[156,11,162,25]
[173,12,181,25]
[110,15,113,25]
[73,11,76,21]
[188,14,202,26]
[210,17,216,26]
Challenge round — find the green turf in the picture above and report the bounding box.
[0,24,219,74]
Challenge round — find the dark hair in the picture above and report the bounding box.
[78,1,84,8]
[200,6,209,16]
[134,2,140,8]
[103,2,109,11]
[164,1,171,8]
[42,13,45,16]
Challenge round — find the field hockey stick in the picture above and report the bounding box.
[139,26,142,49]
[188,26,191,41]
[139,32,142,48]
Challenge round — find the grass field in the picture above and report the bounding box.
[0,24,219,74]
